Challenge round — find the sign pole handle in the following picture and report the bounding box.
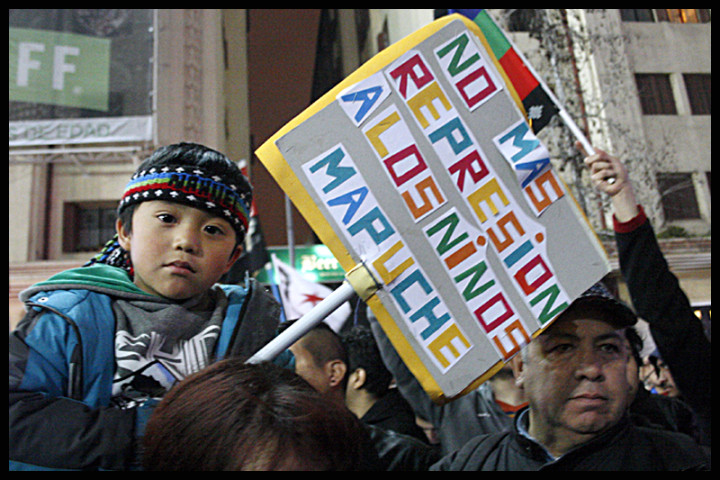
[247,281,356,363]
[247,262,381,364]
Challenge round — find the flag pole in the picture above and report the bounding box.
[462,10,610,179]
[479,11,596,157]
[247,281,356,363]
[247,262,380,363]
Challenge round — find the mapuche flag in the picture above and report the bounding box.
[450,9,560,133]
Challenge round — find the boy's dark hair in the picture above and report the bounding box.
[118,142,252,246]
[342,325,393,398]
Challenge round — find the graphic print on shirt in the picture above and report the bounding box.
[112,324,221,400]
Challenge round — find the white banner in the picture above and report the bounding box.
[272,254,352,333]
[9,115,152,147]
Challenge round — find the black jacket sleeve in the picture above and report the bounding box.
[615,211,711,444]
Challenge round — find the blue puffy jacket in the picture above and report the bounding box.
[9,264,280,470]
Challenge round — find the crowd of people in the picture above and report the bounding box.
[9,142,710,470]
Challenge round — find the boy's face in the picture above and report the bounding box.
[117,200,242,300]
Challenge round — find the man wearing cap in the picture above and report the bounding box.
[432,288,709,470]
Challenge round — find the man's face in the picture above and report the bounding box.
[640,357,680,397]
[517,315,634,453]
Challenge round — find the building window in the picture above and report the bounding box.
[63,202,118,253]
[507,9,538,31]
[620,9,655,22]
[635,74,676,115]
[656,9,711,24]
[706,172,711,197]
[656,173,700,220]
[621,9,711,23]
[684,74,711,115]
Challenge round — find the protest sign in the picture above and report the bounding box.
[255,14,609,403]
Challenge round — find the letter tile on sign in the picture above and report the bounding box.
[337,71,391,126]
[303,144,389,259]
[363,105,448,223]
[387,51,435,100]
[435,31,502,112]
[493,120,565,215]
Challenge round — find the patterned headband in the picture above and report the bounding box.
[119,165,251,241]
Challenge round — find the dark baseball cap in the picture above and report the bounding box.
[559,282,638,328]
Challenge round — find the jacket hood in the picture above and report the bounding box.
[19,264,152,303]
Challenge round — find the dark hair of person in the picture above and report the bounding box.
[280,322,350,391]
[624,326,643,367]
[142,359,372,470]
[342,325,393,397]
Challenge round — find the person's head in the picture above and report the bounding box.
[286,323,348,404]
[342,325,393,400]
[640,352,680,397]
[511,285,638,457]
[415,415,440,445]
[108,143,252,300]
[142,358,371,471]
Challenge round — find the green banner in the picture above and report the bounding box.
[9,28,111,111]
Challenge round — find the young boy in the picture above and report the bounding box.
[9,143,281,470]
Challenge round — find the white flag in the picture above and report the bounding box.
[271,254,351,332]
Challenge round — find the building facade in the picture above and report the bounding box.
[9,9,710,333]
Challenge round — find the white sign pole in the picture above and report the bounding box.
[247,262,380,363]
[246,281,356,363]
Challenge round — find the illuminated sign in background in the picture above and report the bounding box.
[256,245,346,284]
[10,28,111,111]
